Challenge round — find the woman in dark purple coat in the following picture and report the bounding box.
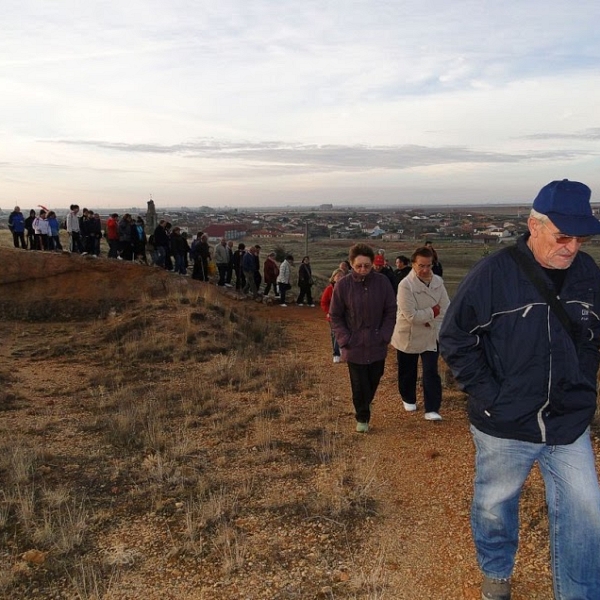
[329,243,397,433]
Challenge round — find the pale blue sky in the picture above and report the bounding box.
[2,0,600,208]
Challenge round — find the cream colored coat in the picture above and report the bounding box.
[391,270,450,354]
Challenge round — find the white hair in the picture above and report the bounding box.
[529,208,550,223]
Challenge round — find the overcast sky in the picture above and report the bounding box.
[2,0,600,209]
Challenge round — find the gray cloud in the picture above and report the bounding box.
[47,138,587,173]
[522,127,600,141]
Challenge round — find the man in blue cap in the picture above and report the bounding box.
[440,180,600,600]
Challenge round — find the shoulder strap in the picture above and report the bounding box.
[507,245,577,342]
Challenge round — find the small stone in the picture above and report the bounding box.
[22,549,48,565]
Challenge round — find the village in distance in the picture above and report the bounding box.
[2,200,566,246]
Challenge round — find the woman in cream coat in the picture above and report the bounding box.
[391,246,450,421]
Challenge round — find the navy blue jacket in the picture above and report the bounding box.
[439,235,600,445]
[8,211,25,233]
[242,251,257,273]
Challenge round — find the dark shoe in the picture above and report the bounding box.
[482,576,510,600]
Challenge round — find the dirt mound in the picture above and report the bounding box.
[0,249,177,320]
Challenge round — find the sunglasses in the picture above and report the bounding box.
[541,221,592,245]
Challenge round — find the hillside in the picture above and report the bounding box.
[0,248,597,599]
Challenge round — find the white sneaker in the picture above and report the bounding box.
[309,304,316,307]
[333,356,341,363]
[402,402,417,412]
[280,304,287,307]
[425,412,442,421]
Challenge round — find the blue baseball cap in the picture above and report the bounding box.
[532,179,600,236]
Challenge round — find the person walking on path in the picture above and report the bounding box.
[320,268,346,363]
[394,255,411,287]
[242,246,260,298]
[329,243,396,433]
[263,252,280,297]
[391,247,450,421]
[133,217,147,263]
[440,179,600,600]
[277,255,294,306]
[214,238,229,287]
[33,209,50,250]
[66,205,82,253]
[373,254,396,291]
[106,213,120,258]
[8,206,26,249]
[170,227,189,275]
[118,214,134,261]
[24,209,36,250]
[424,240,443,277]
[47,211,62,251]
[296,256,315,306]
[225,240,234,286]
[232,243,246,291]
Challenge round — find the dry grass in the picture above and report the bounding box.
[0,279,381,598]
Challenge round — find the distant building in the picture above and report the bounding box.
[203,223,247,242]
[369,226,386,238]
[251,229,283,238]
[485,228,511,238]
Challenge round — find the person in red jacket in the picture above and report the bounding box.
[320,268,346,363]
[106,213,119,258]
[263,252,280,297]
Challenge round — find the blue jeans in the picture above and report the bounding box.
[471,425,600,600]
[152,246,166,267]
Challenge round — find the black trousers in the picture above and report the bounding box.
[217,264,228,286]
[278,282,290,304]
[396,348,442,413]
[347,360,386,423]
[12,231,26,249]
[297,283,313,305]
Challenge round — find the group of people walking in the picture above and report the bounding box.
[8,206,64,251]
[7,204,148,260]
[325,244,449,429]
[327,180,600,600]
[157,230,319,307]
